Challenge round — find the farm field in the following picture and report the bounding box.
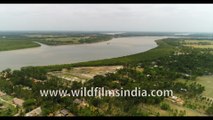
[0,40,40,52]
[183,40,213,49]
[195,76,213,98]
[0,34,113,51]
[175,75,213,98]
[34,35,113,45]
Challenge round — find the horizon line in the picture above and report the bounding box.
[0,30,211,33]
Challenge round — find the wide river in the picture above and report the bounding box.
[0,36,167,71]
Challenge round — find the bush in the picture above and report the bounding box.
[160,102,170,110]
[206,105,213,115]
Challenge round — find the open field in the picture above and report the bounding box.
[184,40,213,43]
[0,40,40,51]
[164,99,206,116]
[0,94,17,116]
[137,100,206,116]
[185,45,213,49]
[48,66,123,83]
[0,34,112,51]
[34,35,113,45]
[174,76,213,115]
[196,76,213,98]
[35,36,90,45]
[183,40,213,49]
[137,96,207,116]
[175,75,213,98]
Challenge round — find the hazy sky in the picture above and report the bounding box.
[0,4,213,32]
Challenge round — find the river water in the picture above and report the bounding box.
[0,36,167,71]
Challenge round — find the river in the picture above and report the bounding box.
[0,36,167,71]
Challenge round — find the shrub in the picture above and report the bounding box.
[160,102,170,110]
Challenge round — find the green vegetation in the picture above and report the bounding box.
[35,35,113,45]
[0,94,17,116]
[0,34,113,51]
[160,102,170,110]
[0,101,17,116]
[176,75,213,98]
[0,38,213,116]
[206,105,213,115]
[195,76,213,98]
[182,40,213,49]
[0,40,40,51]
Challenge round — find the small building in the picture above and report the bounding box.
[25,107,42,116]
[180,88,187,92]
[168,96,184,106]
[176,98,184,105]
[22,87,32,91]
[73,98,82,104]
[154,65,158,68]
[171,96,178,100]
[60,109,69,116]
[146,74,151,77]
[112,80,120,84]
[13,98,24,107]
[30,78,45,84]
[73,98,89,108]
[55,109,74,116]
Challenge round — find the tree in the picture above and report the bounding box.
[23,99,37,112]
[91,98,102,107]
[179,110,186,116]
[71,81,82,90]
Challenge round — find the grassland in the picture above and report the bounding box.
[35,36,113,45]
[34,36,88,45]
[174,75,213,115]
[183,40,213,49]
[0,35,112,51]
[164,100,206,116]
[136,101,206,116]
[0,40,40,52]
[193,76,213,98]
[25,34,113,45]
[0,95,17,116]
[175,75,213,98]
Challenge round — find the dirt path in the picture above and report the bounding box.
[0,97,16,107]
